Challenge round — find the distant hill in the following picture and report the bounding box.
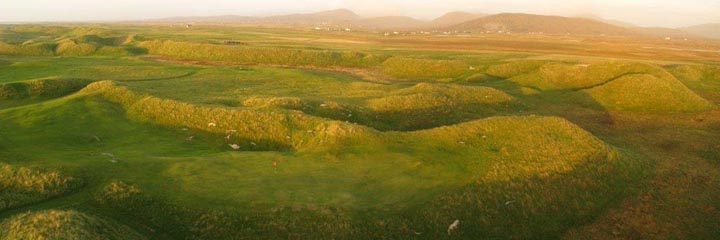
[448,13,631,35]
[430,11,486,28]
[682,24,720,39]
[577,14,636,28]
[263,9,361,25]
[631,27,699,39]
[359,16,427,30]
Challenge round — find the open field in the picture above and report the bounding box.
[0,23,719,239]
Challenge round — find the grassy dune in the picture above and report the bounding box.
[0,164,81,212]
[0,210,146,240]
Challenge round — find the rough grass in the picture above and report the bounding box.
[0,209,146,240]
[138,40,388,67]
[0,164,81,211]
[381,57,470,80]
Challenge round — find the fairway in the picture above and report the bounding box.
[1,9,719,240]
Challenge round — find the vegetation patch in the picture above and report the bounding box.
[0,163,81,211]
[0,209,145,240]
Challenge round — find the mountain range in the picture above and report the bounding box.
[153,9,720,39]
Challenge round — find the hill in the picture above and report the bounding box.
[263,8,360,25]
[430,11,486,28]
[449,13,631,35]
[682,23,720,39]
[359,16,427,30]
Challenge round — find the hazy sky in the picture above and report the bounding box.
[1,0,719,27]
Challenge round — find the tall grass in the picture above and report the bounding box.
[0,209,146,240]
[0,164,81,211]
[138,40,388,67]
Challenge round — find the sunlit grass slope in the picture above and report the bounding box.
[0,210,146,240]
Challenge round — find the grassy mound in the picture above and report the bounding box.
[667,64,720,103]
[485,60,546,78]
[584,73,713,112]
[138,40,388,67]
[87,116,637,239]
[0,164,81,211]
[0,210,146,240]
[0,78,92,100]
[80,80,377,150]
[509,62,656,90]
[367,83,517,130]
[381,57,470,80]
[0,41,55,56]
